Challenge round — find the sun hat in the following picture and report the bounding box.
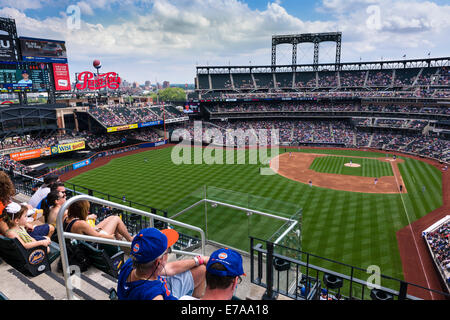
[131,228,179,264]
[206,248,245,277]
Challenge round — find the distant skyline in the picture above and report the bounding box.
[1,0,449,84]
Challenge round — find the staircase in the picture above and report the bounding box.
[368,133,375,148]
[329,123,335,143]
[412,68,423,87]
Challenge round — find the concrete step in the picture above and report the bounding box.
[0,257,116,300]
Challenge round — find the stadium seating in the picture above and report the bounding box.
[0,235,60,277]
[274,72,293,88]
[211,74,233,90]
[232,73,255,90]
[78,241,124,278]
[253,73,274,89]
[294,71,316,88]
[197,74,210,90]
[394,68,421,87]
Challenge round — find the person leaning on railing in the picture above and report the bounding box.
[117,227,209,300]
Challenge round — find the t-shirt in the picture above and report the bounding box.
[179,295,199,300]
[28,186,50,209]
[0,201,5,217]
[117,258,177,300]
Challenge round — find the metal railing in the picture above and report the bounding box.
[56,194,206,300]
[250,237,450,300]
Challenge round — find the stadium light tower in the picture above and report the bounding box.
[271,32,342,70]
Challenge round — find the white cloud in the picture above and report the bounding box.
[0,0,48,11]
[76,1,94,16]
[1,0,449,83]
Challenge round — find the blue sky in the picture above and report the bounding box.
[1,0,449,84]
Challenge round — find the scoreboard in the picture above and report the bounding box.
[0,62,51,93]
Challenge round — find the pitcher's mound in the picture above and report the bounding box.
[344,163,361,168]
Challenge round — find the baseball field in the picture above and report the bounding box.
[65,145,443,288]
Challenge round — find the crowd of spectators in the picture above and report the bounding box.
[82,128,162,149]
[218,88,450,100]
[0,155,31,174]
[0,132,83,151]
[207,101,449,115]
[89,103,184,127]
[339,71,366,87]
[128,130,162,142]
[366,71,393,87]
[207,66,448,93]
[167,118,449,162]
[424,220,450,284]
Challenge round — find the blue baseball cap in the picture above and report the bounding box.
[206,248,245,277]
[22,70,29,74]
[131,228,179,264]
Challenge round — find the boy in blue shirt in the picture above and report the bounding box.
[117,227,208,300]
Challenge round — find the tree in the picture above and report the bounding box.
[157,87,186,102]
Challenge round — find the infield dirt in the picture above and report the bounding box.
[271,152,407,194]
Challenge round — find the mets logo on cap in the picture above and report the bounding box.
[132,243,140,253]
[218,252,228,260]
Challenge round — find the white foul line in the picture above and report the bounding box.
[391,161,434,299]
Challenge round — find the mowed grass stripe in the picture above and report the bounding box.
[398,158,442,223]
[310,156,393,178]
[67,147,443,283]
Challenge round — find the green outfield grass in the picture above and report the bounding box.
[67,146,443,284]
[309,156,393,177]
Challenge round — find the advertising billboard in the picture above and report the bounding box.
[72,159,91,170]
[0,63,50,93]
[9,147,51,161]
[52,63,71,91]
[19,37,68,63]
[55,141,85,154]
[106,123,138,133]
[0,35,15,61]
[138,120,164,128]
[75,71,121,90]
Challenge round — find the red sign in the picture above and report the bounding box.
[75,71,121,90]
[52,63,71,91]
[10,147,51,161]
